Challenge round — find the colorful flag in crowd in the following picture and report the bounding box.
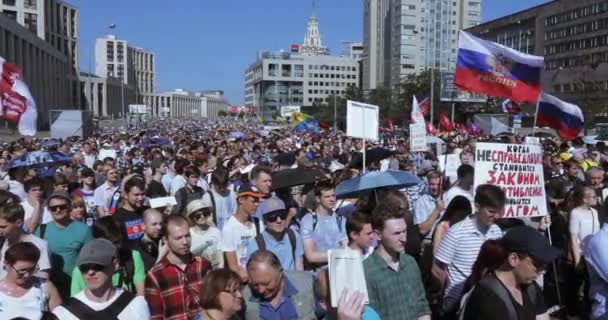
[417,96,430,117]
[291,112,320,133]
[502,99,522,114]
[0,57,37,136]
[411,96,425,124]
[439,114,454,131]
[386,119,394,131]
[454,31,543,103]
[536,92,584,140]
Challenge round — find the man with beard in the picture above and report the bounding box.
[53,239,150,319]
[135,208,166,271]
[114,175,147,243]
[145,215,212,320]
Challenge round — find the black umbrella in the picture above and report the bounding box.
[350,147,395,168]
[271,168,329,190]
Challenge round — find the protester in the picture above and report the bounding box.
[0,242,62,319]
[202,167,237,229]
[145,214,212,319]
[363,201,431,320]
[461,226,559,320]
[250,165,274,217]
[187,199,223,269]
[443,164,474,207]
[242,250,317,319]
[114,175,147,242]
[53,239,150,319]
[414,171,445,244]
[433,184,505,316]
[301,181,346,270]
[169,158,190,196]
[71,167,97,225]
[195,268,242,320]
[173,167,204,215]
[346,211,375,258]
[93,165,119,217]
[585,222,608,319]
[135,208,166,271]
[69,196,86,222]
[70,216,146,296]
[35,192,92,299]
[247,196,304,271]
[0,204,51,279]
[431,195,473,255]
[20,177,47,232]
[221,184,264,282]
[147,159,168,198]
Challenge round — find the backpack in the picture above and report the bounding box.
[63,289,135,319]
[116,250,135,293]
[458,275,538,320]
[303,212,343,270]
[208,190,218,225]
[255,229,297,264]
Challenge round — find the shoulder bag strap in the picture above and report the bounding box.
[287,228,297,263]
[255,233,266,251]
[39,224,47,240]
[480,276,518,320]
[208,191,217,225]
[104,290,135,318]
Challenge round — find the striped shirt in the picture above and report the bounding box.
[434,216,502,308]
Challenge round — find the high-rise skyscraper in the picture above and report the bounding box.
[363,0,482,91]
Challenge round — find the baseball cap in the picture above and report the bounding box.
[238,184,264,199]
[502,226,561,265]
[186,198,213,216]
[47,192,72,204]
[76,239,117,268]
[259,196,286,216]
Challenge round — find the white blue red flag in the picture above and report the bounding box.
[454,31,543,103]
[536,92,584,140]
[0,57,37,136]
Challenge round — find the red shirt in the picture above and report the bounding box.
[145,255,211,320]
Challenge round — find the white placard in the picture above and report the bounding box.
[524,136,540,145]
[410,123,427,152]
[438,154,461,182]
[474,143,547,218]
[346,100,379,141]
[149,196,177,209]
[328,249,369,308]
[280,106,301,118]
[98,149,117,160]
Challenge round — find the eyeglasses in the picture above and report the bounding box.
[48,204,69,212]
[10,264,38,276]
[193,210,212,220]
[265,211,288,223]
[79,263,106,273]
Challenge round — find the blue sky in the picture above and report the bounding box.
[72,0,550,105]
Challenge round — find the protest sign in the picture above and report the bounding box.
[98,149,117,161]
[409,123,427,152]
[346,100,379,141]
[524,136,540,145]
[438,154,461,182]
[328,249,369,307]
[474,143,547,217]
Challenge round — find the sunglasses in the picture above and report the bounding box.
[193,210,212,220]
[264,211,288,223]
[49,204,69,212]
[79,263,106,273]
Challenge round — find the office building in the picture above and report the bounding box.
[341,41,364,60]
[244,51,360,118]
[363,0,482,90]
[128,45,155,104]
[150,89,229,120]
[466,0,608,121]
[78,72,135,118]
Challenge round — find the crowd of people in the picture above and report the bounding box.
[0,118,606,320]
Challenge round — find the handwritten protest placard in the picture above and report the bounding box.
[474,143,547,218]
[409,123,427,152]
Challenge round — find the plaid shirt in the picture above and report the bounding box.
[363,252,430,320]
[145,255,212,320]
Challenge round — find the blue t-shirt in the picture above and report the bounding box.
[319,306,382,320]
[300,212,347,252]
[246,230,304,271]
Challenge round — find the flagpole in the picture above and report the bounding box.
[532,97,540,137]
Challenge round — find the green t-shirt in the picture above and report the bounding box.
[70,249,146,296]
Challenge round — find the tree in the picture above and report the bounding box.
[367,87,393,119]
[217,110,227,118]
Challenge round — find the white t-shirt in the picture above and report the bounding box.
[0,234,51,279]
[221,215,264,268]
[0,278,48,319]
[53,288,150,320]
[190,226,222,268]
[569,206,600,252]
[443,185,474,208]
[21,200,52,227]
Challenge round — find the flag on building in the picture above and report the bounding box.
[502,99,522,114]
[454,31,543,103]
[291,112,320,132]
[0,57,37,136]
[536,92,584,140]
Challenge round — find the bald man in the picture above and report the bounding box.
[135,208,165,271]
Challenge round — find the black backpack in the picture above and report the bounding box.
[63,289,135,319]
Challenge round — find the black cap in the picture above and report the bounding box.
[503,226,560,265]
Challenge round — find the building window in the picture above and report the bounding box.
[24,13,37,33]
[24,0,36,9]
[2,0,15,6]
[2,10,17,20]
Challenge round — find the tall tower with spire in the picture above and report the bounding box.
[300,0,329,55]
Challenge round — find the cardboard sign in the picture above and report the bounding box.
[346,100,379,141]
[410,123,427,152]
[438,154,461,182]
[474,143,547,218]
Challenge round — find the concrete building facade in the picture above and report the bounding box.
[78,72,135,119]
[466,0,608,122]
[244,51,360,118]
[150,89,229,120]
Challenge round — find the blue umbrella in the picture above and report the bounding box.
[8,151,71,170]
[257,129,270,137]
[230,131,245,139]
[141,137,171,148]
[41,140,60,148]
[335,170,422,199]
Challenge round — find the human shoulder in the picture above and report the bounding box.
[53,306,79,320]
[124,294,151,318]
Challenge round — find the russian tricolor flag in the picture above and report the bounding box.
[536,92,584,140]
[454,31,543,103]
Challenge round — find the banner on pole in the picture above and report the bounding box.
[474,143,547,218]
[409,123,427,152]
[346,100,379,140]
